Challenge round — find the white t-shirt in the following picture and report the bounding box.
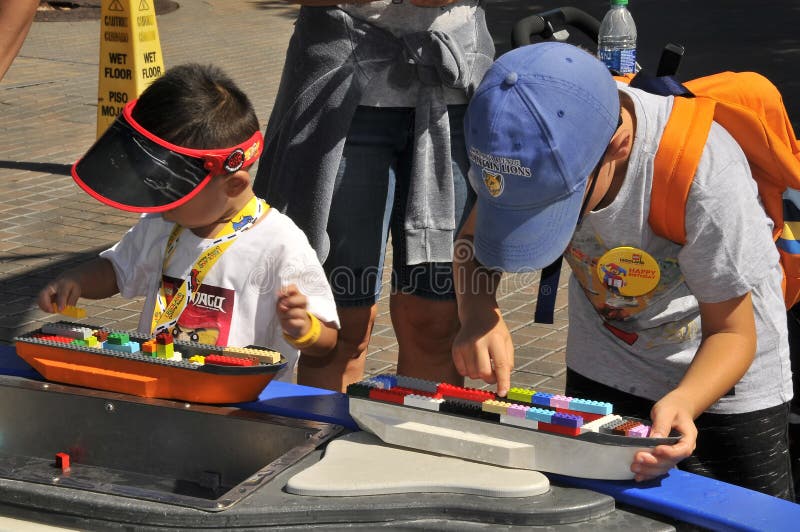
[564,83,792,414]
[100,209,340,382]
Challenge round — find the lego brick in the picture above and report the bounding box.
[204,354,256,367]
[550,394,573,409]
[482,399,511,415]
[555,407,606,422]
[188,355,206,365]
[500,414,539,430]
[550,412,584,428]
[403,394,444,411]
[525,407,554,424]
[371,374,398,389]
[568,397,614,415]
[141,340,157,354]
[54,452,71,473]
[530,391,554,407]
[627,424,650,438]
[599,417,629,435]
[537,421,581,437]
[395,375,439,394]
[506,403,530,418]
[437,382,494,403]
[612,420,642,436]
[369,387,407,404]
[156,342,174,359]
[155,332,173,345]
[506,387,535,404]
[440,398,484,418]
[106,332,129,345]
[223,345,281,364]
[580,414,622,434]
[103,341,140,354]
[346,382,372,398]
[59,305,87,319]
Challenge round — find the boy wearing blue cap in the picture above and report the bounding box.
[37,64,340,381]
[454,42,794,499]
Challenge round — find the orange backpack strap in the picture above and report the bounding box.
[649,96,717,244]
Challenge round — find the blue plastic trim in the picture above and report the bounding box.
[548,470,800,531]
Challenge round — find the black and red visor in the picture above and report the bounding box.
[71,100,263,213]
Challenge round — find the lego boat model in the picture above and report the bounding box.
[14,321,286,404]
[347,375,680,480]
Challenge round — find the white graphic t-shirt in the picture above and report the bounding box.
[101,209,340,382]
[564,83,792,414]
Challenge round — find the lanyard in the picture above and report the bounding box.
[150,197,269,334]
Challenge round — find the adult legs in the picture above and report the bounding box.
[297,305,374,391]
[299,107,406,391]
[389,104,473,386]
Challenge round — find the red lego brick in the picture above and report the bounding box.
[155,332,174,345]
[369,387,408,404]
[203,354,255,367]
[436,382,494,403]
[537,421,582,437]
[54,452,70,472]
[613,420,642,435]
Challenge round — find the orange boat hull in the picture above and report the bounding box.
[16,340,280,404]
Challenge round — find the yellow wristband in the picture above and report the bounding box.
[283,312,322,350]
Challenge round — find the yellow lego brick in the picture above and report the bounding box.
[188,355,206,365]
[223,346,281,364]
[156,342,174,359]
[507,387,536,403]
[59,305,87,319]
[482,399,511,415]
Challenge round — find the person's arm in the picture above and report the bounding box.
[451,206,515,396]
[37,258,120,313]
[0,0,39,81]
[277,284,338,357]
[631,292,756,481]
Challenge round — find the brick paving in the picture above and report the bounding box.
[0,0,570,395]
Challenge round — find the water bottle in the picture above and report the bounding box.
[597,0,637,75]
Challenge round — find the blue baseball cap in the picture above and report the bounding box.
[465,42,620,271]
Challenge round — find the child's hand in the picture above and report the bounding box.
[277,284,310,338]
[452,306,514,397]
[630,390,698,482]
[38,276,82,314]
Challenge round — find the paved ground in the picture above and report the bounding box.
[2,0,798,396]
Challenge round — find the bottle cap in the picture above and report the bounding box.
[611,0,629,5]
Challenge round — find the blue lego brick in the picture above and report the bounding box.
[569,397,614,415]
[103,341,140,354]
[525,407,554,423]
[531,391,554,407]
[550,412,584,428]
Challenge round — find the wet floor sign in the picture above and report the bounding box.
[96,0,165,137]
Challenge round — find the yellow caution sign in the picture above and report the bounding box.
[96,0,166,137]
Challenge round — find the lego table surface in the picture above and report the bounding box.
[0,344,798,530]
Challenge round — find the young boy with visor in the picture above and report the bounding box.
[454,42,794,499]
[38,63,340,381]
